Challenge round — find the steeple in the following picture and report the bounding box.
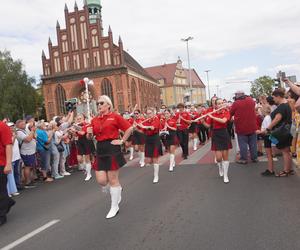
[74,1,78,10]
[48,37,52,45]
[56,20,60,29]
[83,0,88,7]
[42,50,46,58]
[118,36,123,45]
[108,25,112,34]
[86,0,102,24]
[64,3,68,12]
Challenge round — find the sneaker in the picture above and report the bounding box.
[24,182,36,189]
[54,175,64,180]
[62,171,71,176]
[12,192,20,197]
[261,169,275,176]
[236,159,247,165]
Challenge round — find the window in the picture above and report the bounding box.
[101,78,114,106]
[55,84,67,114]
[131,79,137,106]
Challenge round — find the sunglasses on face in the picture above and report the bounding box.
[134,113,139,115]
[97,101,105,106]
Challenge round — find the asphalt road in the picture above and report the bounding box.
[0,155,300,250]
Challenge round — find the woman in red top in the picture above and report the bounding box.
[132,110,146,167]
[138,107,162,183]
[189,106,200,151]
[202,98,232,183]
[87,95,133,219]
[75,114,95,181]
[162,109,178,172]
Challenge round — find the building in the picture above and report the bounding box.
[41,0,160,120]
[145,59,206,107]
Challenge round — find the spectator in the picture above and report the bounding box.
[266,88,293,177]
[0,120,15,226]
[36,121,54,182]
[230,90,258,164]
[16,119,37,188]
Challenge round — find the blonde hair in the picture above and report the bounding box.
[98,95,113,110]
[262,106,271,115]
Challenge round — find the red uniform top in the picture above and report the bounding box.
[175,111,191,130]
[206,110,231,129]
[143,116,161,136]
[76,122,88,139]
[91,113,131,141]
[159,115,166,130]
[165,117,177,131]
[135,117,145,133]
[0,121,13,167]
[197,109,206,124]
[127,117,134,126]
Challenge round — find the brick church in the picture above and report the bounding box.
[41,0,160,120]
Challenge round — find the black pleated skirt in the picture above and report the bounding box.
[211,128,232,151]
[145,134,163,158]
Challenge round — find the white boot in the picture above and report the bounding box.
[153,164,159,183]
[169,154,175,172]
[217,162,223,177]
[106,186,122,219]
[140,152,145,167]
[84,162,92,181]
[193,138,198,151]
[223,161,230,183]
[78,163,85,171]
[129,147,134,161]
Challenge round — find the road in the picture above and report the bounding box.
[0,143,300,250]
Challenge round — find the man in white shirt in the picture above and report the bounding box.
[16,120,37,188]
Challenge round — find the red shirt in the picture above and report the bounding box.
[175,111,191,130]
[76,122,88,139]
[0,122,13,167]
[165,117,177,131]
[206,110,231,129]
[143,116,160,136]
[127,117,134,126]
[91,113,131,141]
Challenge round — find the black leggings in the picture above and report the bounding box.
[177,129,189,157]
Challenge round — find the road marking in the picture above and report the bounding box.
[1,220,60,250]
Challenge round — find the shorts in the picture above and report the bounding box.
[21,154,36,168]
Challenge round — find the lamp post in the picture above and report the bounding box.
[205,70,211,100]
[181,36,193,104]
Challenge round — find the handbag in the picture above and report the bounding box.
[271,123,291,141]
[56,143,65,153]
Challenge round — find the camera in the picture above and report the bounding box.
[65,98,77,112]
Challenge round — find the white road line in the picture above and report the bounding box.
[1,220,60,250]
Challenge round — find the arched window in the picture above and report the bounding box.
[55,84,67,115]
[101,78,114,106]
[131,79,137,106]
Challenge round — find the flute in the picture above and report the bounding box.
[193,105,229,122]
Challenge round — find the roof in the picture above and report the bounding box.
[145,63,206,88]
[184,69,206,88]
[145,63,177,84]
[123,51,157,82]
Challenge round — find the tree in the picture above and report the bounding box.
[0,50,44,121]
[250,76,274,99]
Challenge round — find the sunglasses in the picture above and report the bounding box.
[97,101,105,106]
[134,113,139,115]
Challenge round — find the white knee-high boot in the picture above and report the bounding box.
[223,161,230,183]
[84,162,92,181]
[193,138,198,151]
[139,152,145,167]
[153,164,159,183]
[169,154,175,172]
[217,162,223,177]
[106,186,122,219]
[78,163,85,171]
[129,147,134,160]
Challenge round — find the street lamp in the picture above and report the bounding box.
[181,36,193,104]
[204,70,211,100]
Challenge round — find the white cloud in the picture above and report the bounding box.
[226,66,258,81]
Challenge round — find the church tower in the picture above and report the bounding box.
[85,0,102,24]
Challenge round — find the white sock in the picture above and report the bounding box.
[140,152,145,166]
[169,154,175,171]
[153,164,159,183]
[193,138,198,149]
[129,147,134,159]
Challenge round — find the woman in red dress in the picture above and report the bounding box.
[87,95,133,219]
[162,109,178,172]
[138,107,162,183]
[202,99,232,183]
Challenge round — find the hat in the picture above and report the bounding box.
[7,122,14,127]
[235,90,245,95]
[25,115,34,122]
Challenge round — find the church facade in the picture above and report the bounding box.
[41,0,160,120]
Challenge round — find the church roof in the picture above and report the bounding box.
[123,51,157,82]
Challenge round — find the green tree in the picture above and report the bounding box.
[250,76,274,99]
[0,50,44,121]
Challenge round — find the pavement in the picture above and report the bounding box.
[0,141,300,250]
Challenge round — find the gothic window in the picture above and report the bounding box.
[55,84,67,115]
[131,79,137,106]
[101,78,114,106]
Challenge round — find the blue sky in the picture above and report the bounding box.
[1,0,300,100]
